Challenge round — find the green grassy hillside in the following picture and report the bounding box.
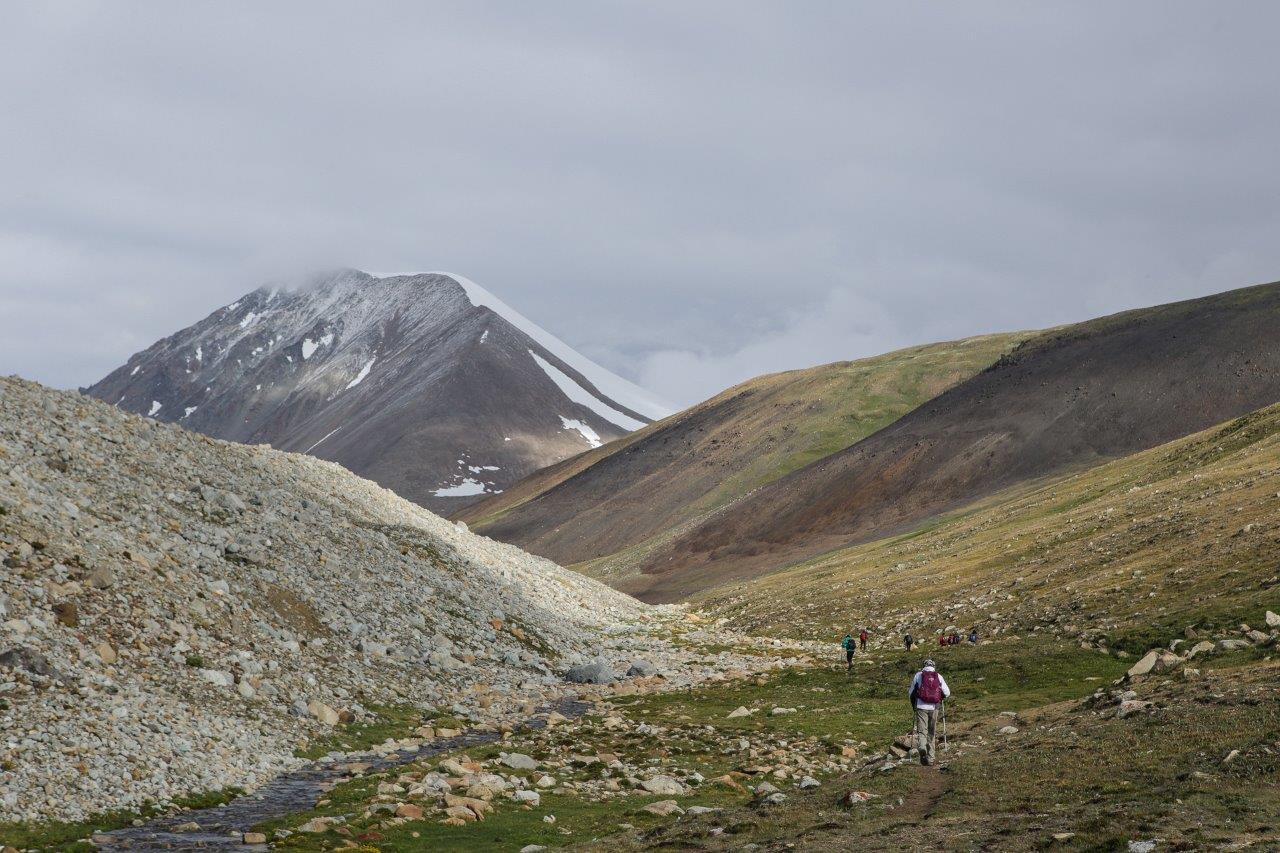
[698,399,1280,650]
[460,332,1029,590]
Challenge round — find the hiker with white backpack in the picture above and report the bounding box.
[908,658,951,766]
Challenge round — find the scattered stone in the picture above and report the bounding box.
[52,601,79,627]
[500,752,538,770]
[173,821,201,832]
[86,567,115,589]
[643,799,683,816]
[1266,611,1280,629]
[1186,640,1217,659]
[727,706,752,718]
[999,725,1019,735]
[640,775,686,796]
[306,700,340,726]
[565,661,616,684]
[1118,700,1153,718]
[626,659,657,677]
[395,803,424,819]
[243,832,267,844]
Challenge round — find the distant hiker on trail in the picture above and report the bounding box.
[841,633,856,669]
[859,629,868,652]
[938,633,947,647]
[968,628,979,644]
[909,658,951,766]
[903,633,914,651]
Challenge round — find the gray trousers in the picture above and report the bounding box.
[914,706,938,763]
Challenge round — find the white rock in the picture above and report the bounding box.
[640,775,686,796]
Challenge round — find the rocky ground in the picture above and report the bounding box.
[0,377,780,829]
[4,373,1277,851]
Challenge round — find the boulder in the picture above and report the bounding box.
[640,775,686,796]
[1217,638,1252,652]
[727,706,752,718]
[626,659,657,677]
[1118,699,1153,718]
[500,752,538,770]
[96,642,118,665]
[198,669,233,687]
[395,803,424,820]
[643,800,683,816]
[87,567,115,589]
[564,661,616,684]
[242,832,267,844]
[1266,610,1280,629]
[513,789,541,806]
[306,700,340,725]
[1127,650,1161,677]
[1185,640,1216,659]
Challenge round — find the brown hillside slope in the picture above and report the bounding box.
[459,333,1027,577]
[699,396,1280,653]
[639,280,1280,602]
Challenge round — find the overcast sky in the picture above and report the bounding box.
[3,2,1280,406]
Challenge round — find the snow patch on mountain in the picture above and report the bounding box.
[371,270,672,422]
[301,333,334,360]
[530,351,645,431]
[560,416,603,448]
[434,477,490,497]
[346,357,376,389]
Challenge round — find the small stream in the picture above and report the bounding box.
[95,699,587,851]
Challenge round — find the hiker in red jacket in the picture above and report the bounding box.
[909,658,951,766]
[859,629,868,652]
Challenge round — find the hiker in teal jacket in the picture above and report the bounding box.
[841,633,856,670]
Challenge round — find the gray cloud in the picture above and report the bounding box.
[3,2,1279,406]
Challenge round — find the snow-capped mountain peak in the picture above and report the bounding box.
[86,270,670,511]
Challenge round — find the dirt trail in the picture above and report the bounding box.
[897,765,949,823]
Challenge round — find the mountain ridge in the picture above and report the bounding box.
[84,270,670,512]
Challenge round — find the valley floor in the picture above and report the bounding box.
[13,627,1273,851]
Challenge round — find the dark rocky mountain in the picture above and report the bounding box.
[84,270,670,512]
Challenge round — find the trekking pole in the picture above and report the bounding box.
[941,701,948,751]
